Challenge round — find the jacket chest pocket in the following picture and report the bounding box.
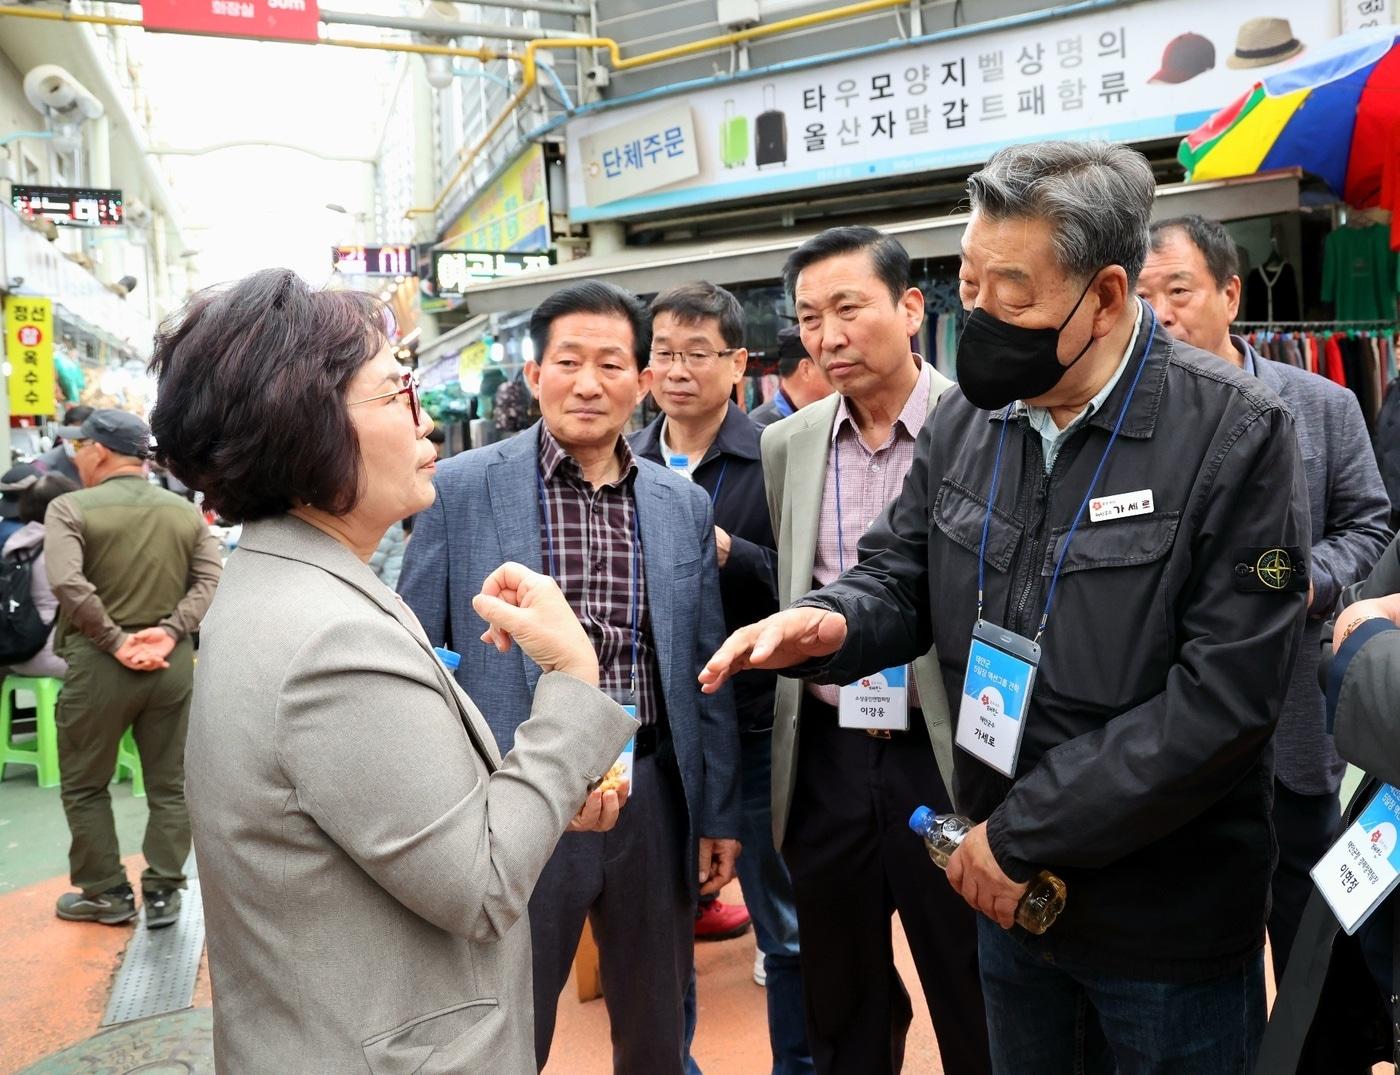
[930,479,1024,647]
[1037,511,1180,704]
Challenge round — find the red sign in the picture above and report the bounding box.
[16,326,42,347]
[141,0,320,43]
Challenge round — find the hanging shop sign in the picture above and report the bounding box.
[1343,0,1395,34]
[564,0,1339,221]
[140,0,321,43]
[332,244,418,277]
[4,296,57,418]
[443,144,551,254]
[433,250,556,298]
[11,186,123,228]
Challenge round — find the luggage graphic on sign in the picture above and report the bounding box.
[720,99,748,168]
[755,83,787,168]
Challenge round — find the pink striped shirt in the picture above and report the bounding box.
[808,359,932,707]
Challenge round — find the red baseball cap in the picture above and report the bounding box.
[1150,33,1216,84]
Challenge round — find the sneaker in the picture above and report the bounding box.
[753,949,767,987]
[56,883,137,925]
[694,897,751,942]
[143,888,182,930]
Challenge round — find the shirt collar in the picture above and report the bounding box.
[832,356,932,446]
[640,401,761,466]
[1010,303,1143,430]
[1230,334,1259,377]
[538,422,638,488]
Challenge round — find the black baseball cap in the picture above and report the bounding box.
[776,325,812,363]
[54,408,151,460]
[0,463,40,520]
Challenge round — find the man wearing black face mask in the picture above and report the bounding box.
[703,141,1310,1074]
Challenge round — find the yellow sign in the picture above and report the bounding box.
[4,295,56,417]
[458,340,488,384]
[444,144,550,253]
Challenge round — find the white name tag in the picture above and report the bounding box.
[1089,489,1154,524]
[838,666,910,731]
[956,622,1039,777]
[1312,783,1400,935]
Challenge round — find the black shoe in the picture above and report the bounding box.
[56,883,137,925]
[143,888,182,930]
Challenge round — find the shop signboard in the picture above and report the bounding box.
[443,144,551,254]
[332,244,417,277]
[141,0,320,43]
[433,250,556,298]
[458,340,489,386]
[578,103,701,207]
[4,296,57,418]
[1342,0,1395,33]
[12,186,123,228]
[564,0,1338,221]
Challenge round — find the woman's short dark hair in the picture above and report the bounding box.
[149,268,389,523]
[528,281,651,371]
[19,474,78,524]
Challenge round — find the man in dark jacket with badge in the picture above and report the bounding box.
[702,140,1310,1073]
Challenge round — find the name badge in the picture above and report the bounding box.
[1311,783,1400,935]
[601,705,637,793]
[838,666,910,731]
[1089,489,1154,523]
[956,620,1040,777]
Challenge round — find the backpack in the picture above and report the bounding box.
[0,546,51,664]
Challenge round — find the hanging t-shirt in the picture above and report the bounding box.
[1322,224,1400,322]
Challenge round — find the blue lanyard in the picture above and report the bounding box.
[536,464,642,698]
[977,310,1159,642]
[707,459,728,506]
[832,437,857,574]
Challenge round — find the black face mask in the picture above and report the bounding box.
[955,271,1102,411]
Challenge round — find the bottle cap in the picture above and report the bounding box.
[908,805,934,834]
[434,646,461,671]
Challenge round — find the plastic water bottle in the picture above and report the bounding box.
[908,805,1067,935]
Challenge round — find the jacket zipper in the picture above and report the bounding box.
[1009,429,1052,637]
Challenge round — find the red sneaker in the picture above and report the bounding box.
[694,898,752,941]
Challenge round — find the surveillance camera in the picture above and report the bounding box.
[23,65,104,123]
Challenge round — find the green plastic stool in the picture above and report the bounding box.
[0,675,63,788]
[114,727,145,798]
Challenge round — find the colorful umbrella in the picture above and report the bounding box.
[1180,27,1400,208]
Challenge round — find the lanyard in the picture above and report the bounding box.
[831,433,869,574]
[706,459,728,506]
[536,465,642,699]
[976,310,1159,643]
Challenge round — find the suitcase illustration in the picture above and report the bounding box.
[721,99,749,168]
[755,83,787,168]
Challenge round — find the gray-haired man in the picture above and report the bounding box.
[1138,214,1392,984]
[704,141,1311,1072]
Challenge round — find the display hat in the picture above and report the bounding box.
[1150,33,1216,84]
[0,463,40,519]
[1227,18,1305,69]
[53,408,151,460]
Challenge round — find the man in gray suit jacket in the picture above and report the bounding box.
[755,227,989,1074]
[1140,216,1392,981]
[399,281,741,1075]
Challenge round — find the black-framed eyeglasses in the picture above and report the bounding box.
[349,370,421,427]
[649,348,737,370]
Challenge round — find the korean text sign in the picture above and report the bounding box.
[564,0,1337,220]
[4,297,57,418]
[141,0,320,43]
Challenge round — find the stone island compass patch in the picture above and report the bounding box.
[1233,547,1308,593]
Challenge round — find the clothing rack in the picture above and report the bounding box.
[1234,320,1398,330]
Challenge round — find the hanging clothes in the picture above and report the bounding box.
[1245,261,1302,323]
[1322,224,1400,322]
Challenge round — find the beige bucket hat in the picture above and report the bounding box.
[1226,17,1305,69]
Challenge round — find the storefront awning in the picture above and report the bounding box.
[458,169,1303,316]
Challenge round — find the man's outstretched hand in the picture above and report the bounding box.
[698,608,847,694]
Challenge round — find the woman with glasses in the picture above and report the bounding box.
[148,268,637,1072]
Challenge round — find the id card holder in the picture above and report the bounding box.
[956,620,1040,777]
[838,666,910,731]
[603,704,637,792]
[1311,782,1400,935]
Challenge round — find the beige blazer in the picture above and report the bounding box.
[187,514,635,1074]
[760,371,955,849]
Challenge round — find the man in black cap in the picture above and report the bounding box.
[34,405,94,483]
[749,326,833,429]
[45,409,222,929]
